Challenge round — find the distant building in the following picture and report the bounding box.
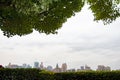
[85,65,91,70]
[47,66,53,71]
[80,66,84,70]
[77,65,91,71]
[97,65,111,71]
[77,66,84,71]
[40,62,44,69]
[27,64,32,68]
[22,64,32,68]
[67,69,76,72]
[34,62,39,68]
[97,65,105,71]
[105,66,111,71]
[53,64,61,73]
[5,63,32,69]
[61,63,67,72]
[22,64,27,68]
[6,63,22,68]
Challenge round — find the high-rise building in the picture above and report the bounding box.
[61,63,67,72]
[97,65,111,71]
[53,64,61,73]
[105,66,111,71]
[97,65,106,71]
[22,64,32,68]
[85,65,91,70]
[80,66,84,70]
[40,62,44,69]
[34,62,39,68]
[47,66,53,71]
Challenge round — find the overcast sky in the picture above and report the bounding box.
[0,5,120,70]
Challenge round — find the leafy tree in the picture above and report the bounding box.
[0,0,84,37]
[87,0,120,24]
[0,0,120,37]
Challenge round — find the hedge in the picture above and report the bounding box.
[54,71,120,80]
[0,68,120,80]
[0,68,41,80]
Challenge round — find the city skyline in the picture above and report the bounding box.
[3,61,114,71]
[0,5,120,70]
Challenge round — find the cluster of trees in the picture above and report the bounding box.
[0,0,120,37]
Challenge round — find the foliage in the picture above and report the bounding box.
[87,0,120,24]
[54,71,120,80]
[1,69,120,80]
[0,0,120,37]
[0,68,41,80]
[0,0,84,37]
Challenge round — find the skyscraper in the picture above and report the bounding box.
[80,66,84,70]
[34,62,39,68]
[47,66,53,71]
[97,65,111,71]
[61,63,67,72]
[85,65,91,70]
[40,62,44,69]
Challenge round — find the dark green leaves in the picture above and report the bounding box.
[0,0,120,37]
[0,0,84,37]
[87,0,120,24]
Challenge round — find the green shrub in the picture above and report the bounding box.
[0,69,120,80]
[0,68,41,80]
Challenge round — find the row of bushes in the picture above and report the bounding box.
[39,71,120,80]
[0,68,120,80]
[0,68,40,80]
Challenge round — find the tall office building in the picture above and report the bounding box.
[61,63,67,72]
[85,65,91,70]
[81,66,84,70]
[40,62,44,69]
[97,65,111,71]
[34,62,39,68]
[97,65,106,71]
[105,66,111,71]
[47,66,53,71]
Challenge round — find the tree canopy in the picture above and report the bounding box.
[0,0,120,37]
